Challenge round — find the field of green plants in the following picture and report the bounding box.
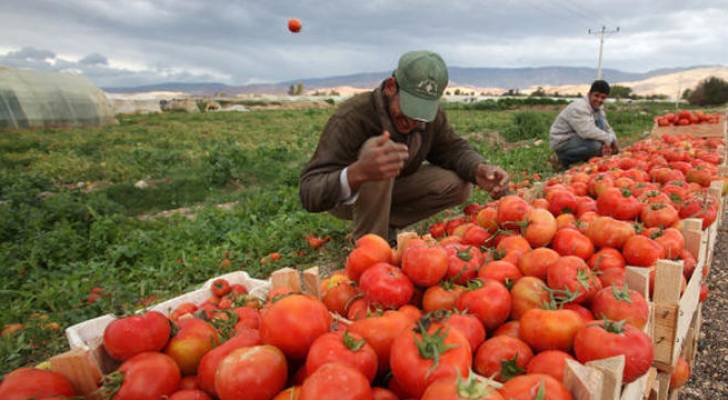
[0,99,679,373]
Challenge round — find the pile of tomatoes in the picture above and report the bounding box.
[655,110,721,127]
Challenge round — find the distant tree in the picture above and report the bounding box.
[681,89,692,100]
[610,85,633,99]
[454,89,461,95]
[445,91,451,95]
[688,77,728,106]
[530,86,547,97]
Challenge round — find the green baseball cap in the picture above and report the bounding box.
[394,50,449,122]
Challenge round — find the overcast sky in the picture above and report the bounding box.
[1,0,726,87]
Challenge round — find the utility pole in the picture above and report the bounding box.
[588,25,620,80]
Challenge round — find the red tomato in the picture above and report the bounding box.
[232,306,261,330]
[288,18,302,33]
[273,387,302,400]
[479,260,523,289]
[166,319,219,375]
[476,207,500,232]
[300,362,372,400]
[622,235,665,267]
[547,190,577,216]
[599,267,625,288]
[371,387,399,400]
[112,352,181,400]
[402,244,448,287]
[345,234,393,281]
[670,357,690,389]
[443,244,482,284]
[429,222,447,238]
[551,228,594,260]
[359,263,413,309]
[524,208,558,248]
[546,256,601,304]
[526,350,574,382]
[461,225,493,247]
[591,284,649,329]
[0,368,76,400]
[306,332,378,383]
[421,375,504,400]
[574,320,654,383]
[597,187,643,221]
[320,274,358,315]
[518,248,560,281]
[562,303,594,323]
[510,277,550,320]
[171,303,199,322]
[588,247,625,271]
[168,390,213,400]
[493,320,521,339]
[641,203,679,228]
[216,345,288,400]
[348,311,413,372]
[456,279,512,331]
[422,284,465,312]
[445,312,487,352]
[497,195,531,230]
[211,279,231,297]
[390,323,472,398]
[498,373,572,400]
[644,227,684,260]
[519,308,585,352]
[103,311,171,360]
[475,336,534,382]
[260,295,331,360]
[197,330,261,396]
[179,376,199,390]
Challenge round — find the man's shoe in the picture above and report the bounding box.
[387,226,397,248]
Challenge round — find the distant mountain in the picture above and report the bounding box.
[103,65,718,95]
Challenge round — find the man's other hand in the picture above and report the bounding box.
[475,164,509,199]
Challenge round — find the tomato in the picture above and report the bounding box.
[532,198,549,209]
[346,234,393,281]
[346,298,374,321]
[0,368,76,400]
[493,320,521,339]
[475,336,534,382]
[349,311,413,372]
[179,376,199,390]
[166,319,219,376]
[556,213,577,230]
[197,330,261,396]
[586,216,635,250]
[597,187,643,221]
[575,196,597,217]
[670,357,690,389]
[588,247,625,272]
[699,283,709,302]
[686,165,714,187]
[399,304,423,321]
[498,374,572,400]
[641,203,679,228]
[642,227,684,260]
[546,256,601,304]
[320,274,359,315]
[288,18,302,33]
[510,277,550,320]
[551,228,594,260]
[444,244,483,284]
[526,350,574,383]
[306,332,378,383]
[591,284,648,329]
[390,323,472,398]
[402,244,448,287]
[445,312,487,352]
[497,236,532,257]
[232,306,261,331]
[421,375,504,400]
[429,222,447,238]
[260,295,332,360]
[300,362,372,400]
[497,195,531,230]
[588,173,614,198]
[479,260,523,289]
[456,279,512,331]
[103,311,171,361]
[462,225,493,247]
[273,387,302,400]
[211,279,231,297]
[215,345,287,400]
[476,207,500,232]
[523,208,557,247]
[371,387,399,400]
[574,319,654,383]
[171,303,199,322]
[168,390,213,400]
[111,352,181,400]
[423,284,465,312]
[547,190,577,216]
[680,195,718,229]
[359,263,413,309]
[518,248,560,281]
[623,235,665,267]
[562,303,594,323]
[519,308,585,352]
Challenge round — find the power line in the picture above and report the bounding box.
[588,25,620,80]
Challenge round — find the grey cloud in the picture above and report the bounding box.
[5,46,56,61]
[79,53,109,66]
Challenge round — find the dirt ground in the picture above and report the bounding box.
[681,215,728,398]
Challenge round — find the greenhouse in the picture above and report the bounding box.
[0,66,116,129]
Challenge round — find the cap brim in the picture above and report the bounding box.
[399,89,439,122]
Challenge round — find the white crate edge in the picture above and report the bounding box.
[65,270,271,352]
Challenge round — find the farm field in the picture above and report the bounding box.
[0,100,685,372]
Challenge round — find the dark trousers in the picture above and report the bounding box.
[555,136,602,168]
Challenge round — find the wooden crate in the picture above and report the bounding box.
[650,113,726,138]
[654,304,703,400]
[64,270,270,375]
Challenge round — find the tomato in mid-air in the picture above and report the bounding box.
[288,18,302,33]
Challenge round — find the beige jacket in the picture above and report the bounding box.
[549,96,616,150]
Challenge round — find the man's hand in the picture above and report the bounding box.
[611,140,620,154]
[347,131,409,192]
[475,164,509,199]
[601,143,613,156]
